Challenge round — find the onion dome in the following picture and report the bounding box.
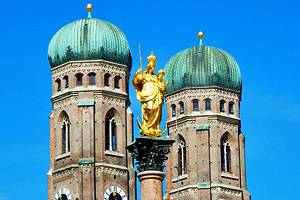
[48,5,132,68]
[164,45,242,94]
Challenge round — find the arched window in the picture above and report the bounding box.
[229,101,234,114]
[75,73,83,86]
[55,79,61,92]
[221,134,231,173]
[105,112,118,151]
[88,72,96,85]
[205,99,211,111]
[220,100,226,113]
[114,75,121,89]
[104,73,111,86]
[177,135,187,176]
[192,99,199,111]
[171,104,176,117]
[63,76,69,89]
[61,115,70,154]
[179,101,184,114]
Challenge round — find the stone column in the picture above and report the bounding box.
[138,171,165,200]
[127,137,174,200]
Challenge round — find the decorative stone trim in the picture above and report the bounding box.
[95,94,126,106]
[211,184,242,196]
[172,174,188,182]
[94,162,128,176]
[55,152,71,161]
[53,165,79,178]
[170,185,198,199]
[169,183,243,198]
[51,60,127,76]
[52,95,77,107]
[80,163,92,175]
[169,184,198,194]
[95,162,128,169]
[105,150,125,158]
[167,118,196,132]
[166,87,240,102]
[52,87,127,102]
[221,172,239,180]
[209,119,239,130]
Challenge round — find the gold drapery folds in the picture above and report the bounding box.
[132,52,168,137]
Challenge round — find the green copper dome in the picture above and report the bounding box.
[164,45,242,93]
[48,18,132,68]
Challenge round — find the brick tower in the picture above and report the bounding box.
[47,4,136,200]
[164,42,251,199]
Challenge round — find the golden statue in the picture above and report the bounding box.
[132,51,168,137]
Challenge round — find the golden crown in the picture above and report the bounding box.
[147,51,157,63]
[158,69,165,75]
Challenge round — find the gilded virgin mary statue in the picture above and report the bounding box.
[132,52,168,137]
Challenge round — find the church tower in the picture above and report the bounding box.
[47,4,136,200]
[164,34,251,200]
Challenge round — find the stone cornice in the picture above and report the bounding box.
[169,184,198,196]
[51,59,128,75]
[52,164,79,178]
[95,162,128,171]
[169,183,243,197]
[52,162,129,178]
[166,87,241,103]
[211,183,242,196]
[51,88,128,104]
[95,162,128,176]
[167,114,240,129]
[166,87,241,98]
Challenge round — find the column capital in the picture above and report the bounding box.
[127,137,175,172]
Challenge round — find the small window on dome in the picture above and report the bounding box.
[171,104,176,117]
[205,99,211,111]
[192,100,199,111]
[55,78,61,92]
[88,72,96,85]
[229,101,234,114]
[63,76,69,89]
[75,73,83,86]
[179,101,184,114]
[104,73,111,87]
[220,100,226,113]
[114,75,121,89]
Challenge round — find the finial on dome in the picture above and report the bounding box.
[86,3,93,18]
[147,51,157,63]
[198,31,204,46]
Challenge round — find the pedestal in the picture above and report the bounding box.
[127,136,174,200]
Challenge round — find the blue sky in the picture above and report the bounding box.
[0,0,299,199]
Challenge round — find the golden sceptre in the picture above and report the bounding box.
[138,44,143,73]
